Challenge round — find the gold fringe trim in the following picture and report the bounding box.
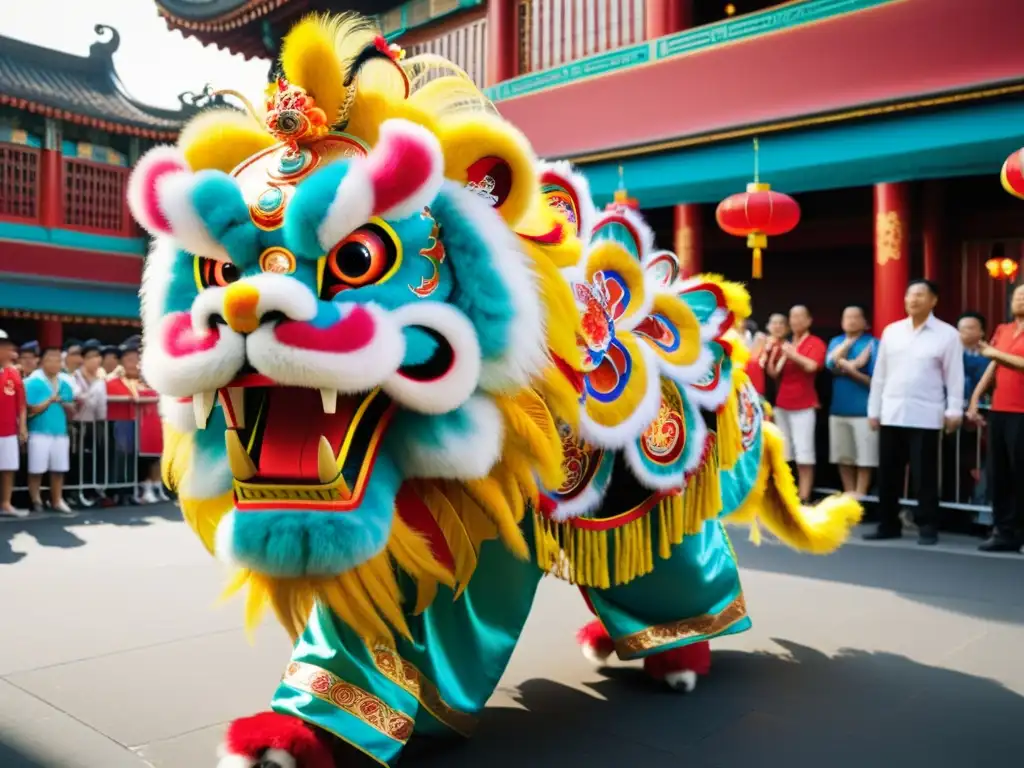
[533,447,723,589]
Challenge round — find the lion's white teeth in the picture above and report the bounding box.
[219,387,245,429]
[225,430,257,481]
[318,436,337,484]
[320,388,338,414]
[193,391,217,429]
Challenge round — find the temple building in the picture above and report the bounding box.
[0,24,219,347]
[155,0,1024,334]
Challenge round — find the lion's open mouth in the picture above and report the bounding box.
[206,374,396,512]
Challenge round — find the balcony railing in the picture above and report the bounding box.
[0,143,41,224]
[518,0,645,75]
[63,157,128,235]
[407,17,488,88]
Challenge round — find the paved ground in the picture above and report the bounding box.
[1,505,1022,767]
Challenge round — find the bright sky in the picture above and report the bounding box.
[1,0,270,110]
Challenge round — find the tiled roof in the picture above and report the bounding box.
[0,25,219,139]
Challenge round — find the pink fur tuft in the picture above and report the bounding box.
[368,119,444,220]
[127,146,189,236]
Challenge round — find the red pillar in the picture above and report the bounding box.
[922,180,943,282]
[873,183,910,333]
[485,0,517,86]
[39,118,63,228]
[39,318,62,350]
[645,0,692,39]
[674,204,702,279]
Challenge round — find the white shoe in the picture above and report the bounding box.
[156,485,171,502]
[0,506,28,518]
[141,485,159,504]
[50,500,75,516]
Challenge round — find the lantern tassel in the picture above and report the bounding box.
[752,247,763,279]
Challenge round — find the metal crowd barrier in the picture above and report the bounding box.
[814,407,992,526]
[11,395,162,504]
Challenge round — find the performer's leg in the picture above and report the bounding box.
[222,538,542,766]
[579,518,748,692]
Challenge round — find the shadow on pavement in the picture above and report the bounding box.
[733,535,1024,626]
[0,503,181,566]
[0,738,51,768]
[409,639,1024,768]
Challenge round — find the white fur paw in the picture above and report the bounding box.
[664,669,698,693]
[216,747,297,768]
[581,642,614,666]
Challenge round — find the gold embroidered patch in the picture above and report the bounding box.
[614,592,748,658]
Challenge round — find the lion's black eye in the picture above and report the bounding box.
[196,257,241,289]
[321,222,400,299]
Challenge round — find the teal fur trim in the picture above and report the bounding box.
[388,406,472,452]
[229,451,400,578]
[284,160,355,259]
[190,171,260,267]
[432,190,515,362]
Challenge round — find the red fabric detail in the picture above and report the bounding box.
[518,220,565,244]
[273,307,375,353]
[395,482,456,574]
[745,356,766,396]
[367,128,435,216]
[551,352,584,394]
[163,312,220,357]
[991,323,1024,413]
[576,619,614,655]
[223,711,334,768]
[643,640,712,678]
[0,368,25,437]
[775,334,826,410]
[537,494,557,517]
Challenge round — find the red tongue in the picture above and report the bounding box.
[257,388,360,481]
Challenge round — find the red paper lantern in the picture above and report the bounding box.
[716,181,800,279]
[985,257,1019,281]
[1001,148,1024,200]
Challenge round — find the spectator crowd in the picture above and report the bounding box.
[0,332,166,518]
[744,278,1024,554]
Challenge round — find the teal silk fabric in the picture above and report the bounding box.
[584,518,749,659]
[271,536,543,766]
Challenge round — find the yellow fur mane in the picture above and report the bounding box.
[165,12,584,646]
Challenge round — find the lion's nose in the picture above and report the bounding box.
[222,283,261,334]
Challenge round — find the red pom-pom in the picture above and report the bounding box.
[223,711,334,768]
[576,619,614,655]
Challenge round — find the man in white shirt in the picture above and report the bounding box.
[866,279,964,545]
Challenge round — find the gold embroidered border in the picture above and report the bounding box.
[283,662,414,743]
[372,646,477,737]
[614,592,748,658]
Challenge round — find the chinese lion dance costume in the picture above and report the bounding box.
[126,13,861,767]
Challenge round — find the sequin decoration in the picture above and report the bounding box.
[249,186,287,230]
[259,246,296,275]
[264,77,328,151]
[641,378,686,465]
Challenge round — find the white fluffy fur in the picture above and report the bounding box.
[664,669,698,693]
[247,302,406,394]
[391,395,503,479]
[579,341,663,450]
[181,452,233,500]
[581,639,614,665]
[316,166,374,252]
[315,119,445,251]
[143,311,247,399]
[155,171,231,261]
[214,510,240,567]
[370,120,445,220]
[593,205,655,262]
[139,238,176,343]
[537,159,598,241]
[439,182,547,392]
[190,274,318,334]
[384,302,482,414]
[158,395,197,435]
[622,389,708,492]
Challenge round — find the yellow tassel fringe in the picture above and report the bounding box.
[534,447,723,588]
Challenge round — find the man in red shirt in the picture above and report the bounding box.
[0,330,27,517]
[967,284,1024,552]
[770,305,827,502]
